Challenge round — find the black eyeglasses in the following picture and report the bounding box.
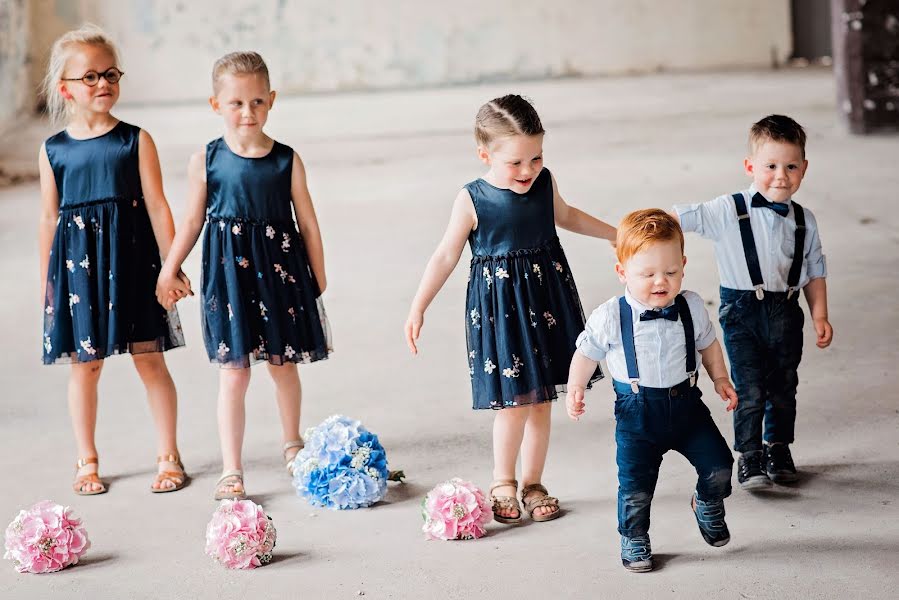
[61,68,124,87]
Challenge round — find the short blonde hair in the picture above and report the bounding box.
[474,94,544,147]
[212,51,270,93]
[42,24,121,127]
[749,114,807,158]
[616,209,684,264]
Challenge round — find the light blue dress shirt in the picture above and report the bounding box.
[575,289,717,388]
[674,185,827,292]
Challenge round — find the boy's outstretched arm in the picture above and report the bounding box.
[699,339,738,411]
[566,351,600,420]
[803,277,833,348]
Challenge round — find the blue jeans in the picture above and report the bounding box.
[719,287,804,453]
[613,379,733,538]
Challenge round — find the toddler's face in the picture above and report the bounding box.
[210,73,275,137]
[61,44,120,115]
[616,239,686,309]
[479,134,544,194]
[744,139,808,203]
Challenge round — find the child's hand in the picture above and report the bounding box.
[566,385,586,420]
[156,270,192,310]
[712,377,738,411]
[813,317,833,348]
[404,311,424,355]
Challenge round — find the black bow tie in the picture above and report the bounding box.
[639,305,679,322]
[751,192,790,216]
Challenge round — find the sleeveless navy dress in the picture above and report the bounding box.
[465,168,602,409]
[42,121,185,364]
[201,137,331,368]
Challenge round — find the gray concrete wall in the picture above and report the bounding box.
[0,0,30,137]
[20,0,791,106]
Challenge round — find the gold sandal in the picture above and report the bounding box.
[489,479,523,524]
[73,457,107,496]
[213,470,247,501]
[150,452,188,493]
[521,483,562,522]
[283,439,304,477]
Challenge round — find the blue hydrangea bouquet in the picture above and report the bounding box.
[291,415,401,509]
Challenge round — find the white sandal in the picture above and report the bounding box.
[283,439,304,477]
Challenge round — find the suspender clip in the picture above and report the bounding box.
[630,379,640,394]
[787,287,798,300]
[737,213,750,220]
[754,285,765,300]
[689,372,697,387]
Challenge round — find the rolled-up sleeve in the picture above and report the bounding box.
[674,195,731,241]
[803,212,827,280]
[684,291,717,351]
[575,304,611,362]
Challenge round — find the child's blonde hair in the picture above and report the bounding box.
[616,209,684,264]
[211,51,270,94]
[42,24,121,127]
[474,94,544,147]
[749,114,807,159]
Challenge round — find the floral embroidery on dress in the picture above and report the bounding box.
[43,335,52,354]
[484,358,496,374]
[532,263,543,284]
[79,337,96,356]
[79,255,90,271]
[68,293,80,314]
[259,301,269,322]
[543,311,556,328]
[66,259,75,272]
[284,345,296,359]
[483,266,493,289]
[502,354,524,379]
[470,308,481,329]
[265,225,275,239]
[281,233,291,252]
[553,261,563,273]
[236,256,249,268]
[217,341,230,358]
[231,223,242,235]
[73,215,85,230]
[495,267,509,279]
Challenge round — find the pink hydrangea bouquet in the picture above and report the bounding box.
[3,500,90,573]
[421,478,492,541]
[205,499,276,569]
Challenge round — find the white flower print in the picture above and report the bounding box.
[284,345,297,359]
[469,351,476,359]
[274,264,288,283]
[231,223,242,235]
[301,351,311,362]
[219,221,226,231]
[470,308,481,329]
[45,306,53,315]
[543,311,556,328]
[66,259,75,272]
[502,354,524,378]
[484,358,497,374]
[79,255,90,270]
[495,267,509,280]
[259,301,269,321]
[73,215,85,230]
[68,293,80,314]
[79,337,97,356]
[554,261,563,273]
[43,335,52,354]
[529,308,537,328]
[265,225,276,239]
[256,336,267,355]
[132,199,138,208]
[532,263,543,284]
[217,341,230,358]
[236,256,249,269]
[483,266,493,288]
[281,233,291,252]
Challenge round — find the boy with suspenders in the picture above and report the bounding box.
[674,115,833,491]
[566,209,738,573]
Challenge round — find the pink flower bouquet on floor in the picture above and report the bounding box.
[3,500,90,573]
[205,499,277,569]
[421,478,492,541]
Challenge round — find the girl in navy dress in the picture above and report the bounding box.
[158,52,331,500]
[405,95,615,523]
[38,26,190,495]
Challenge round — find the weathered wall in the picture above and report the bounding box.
[0,0,30,137]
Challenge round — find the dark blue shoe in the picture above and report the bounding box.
[765,443,799,483]
[738,450,771,490]
[620,534,653,572]
[691,495,730,547]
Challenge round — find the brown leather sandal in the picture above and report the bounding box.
[283,439,304,477]
[151,452,188,493]
[489,479,523,524]
[521,483,561,522]
[73,457,107,496]
[214,470,247,501]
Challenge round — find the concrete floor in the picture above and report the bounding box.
[1,68,897,599]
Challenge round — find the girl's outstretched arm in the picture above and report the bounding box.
[289,152,326,294]
[550,174,616,242]
[404,189,477,355]
[37,144,59,302]
[156,150,207,309]
[138,130,179,259]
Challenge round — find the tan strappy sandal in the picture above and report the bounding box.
[214,470,247,501]
[489,479,523,524]
[150,452,188,493]
[73,457,107,496]
[520,483,562,522]
[283,439,304,477]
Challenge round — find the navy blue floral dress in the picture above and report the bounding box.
[42,121,184,364]
[201,137,331,368]
[465,168,602,409]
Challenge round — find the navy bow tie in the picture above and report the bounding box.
[639,305,679,322]
[751,192,790,216]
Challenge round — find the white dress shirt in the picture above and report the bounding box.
[674,185,827,292]
[576,289,716,388]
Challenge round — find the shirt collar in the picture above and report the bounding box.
[623,287,676,313]
[748,184,793,206]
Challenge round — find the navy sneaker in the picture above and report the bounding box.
[620,534,653,573]
[765,443,798,483]
[737,450,771,490]
[691,495,730,547]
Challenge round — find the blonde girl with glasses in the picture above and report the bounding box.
[39,25,191,495]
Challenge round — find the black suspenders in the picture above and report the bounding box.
[618,295,697,393]
[732,193,806,299]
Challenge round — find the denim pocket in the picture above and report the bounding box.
[614,394,645,432]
